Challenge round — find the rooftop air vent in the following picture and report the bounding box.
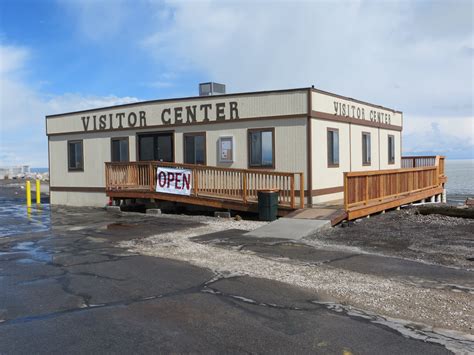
[199,82,226,96]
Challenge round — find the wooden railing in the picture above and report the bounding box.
[105,162,305,209]
[344,156,445,210]
[402,156,445,176]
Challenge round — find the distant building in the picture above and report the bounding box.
[0,165,30,179]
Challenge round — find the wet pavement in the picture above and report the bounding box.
[0,186,468,353]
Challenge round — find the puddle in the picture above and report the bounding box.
[11,241,52,263]
[0,195,51,237]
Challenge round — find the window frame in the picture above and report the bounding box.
[67,140,84,172]
[388,134,395,165]
[110,137,130,162]
[327,128,340,168]
[362,131,371,166]
[247,128,275,169]
[136,131,175,162]
[183,132,206,165]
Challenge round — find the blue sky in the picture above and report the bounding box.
[0,0,473,167]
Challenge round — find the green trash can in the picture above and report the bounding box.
[258,189,279,221]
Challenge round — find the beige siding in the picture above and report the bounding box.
[311,118,402,203]
[49,117,308,191]
[46,91,308,135]
[50,191,107,207]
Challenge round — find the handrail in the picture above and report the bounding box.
[345,156,446,211]
[105,161,305,209]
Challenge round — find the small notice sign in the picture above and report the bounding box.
[156,167,192,196]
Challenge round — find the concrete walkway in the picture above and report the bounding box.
[245,218,330,240]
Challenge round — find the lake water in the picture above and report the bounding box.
[444,159,474,205]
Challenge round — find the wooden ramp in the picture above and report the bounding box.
[285,201,347,226]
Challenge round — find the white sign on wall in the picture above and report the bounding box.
[156,167,192,196]
[219,136,234,163]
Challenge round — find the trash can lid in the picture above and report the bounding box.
[258,189,279,193]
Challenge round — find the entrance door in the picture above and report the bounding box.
[138,133,174,162]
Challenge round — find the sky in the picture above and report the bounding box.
[0,0,473,167]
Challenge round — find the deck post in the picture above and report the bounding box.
[193,169,199,196]
[149,163,154,192]
[364,175,369,205]
[343,172,348,211]
[242,173,247,203]
[299,173,305,209]
[290,175,295,209]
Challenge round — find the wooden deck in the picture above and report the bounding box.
[344,156,446,220]
[105,156,446,223]
[105,162,304,215]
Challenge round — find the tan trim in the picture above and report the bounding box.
[310,88,402,114]
[46,88,310,119]
[247,127,276,169]
[312,110,402,131]
[312,186,344,196]
[46,114,306,137]
[50,186,105,193]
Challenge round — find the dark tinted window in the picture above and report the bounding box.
[184,134,205,165]
[362,132,371,165]
[327,129,339,166]
[68,141,83,171]
[111,138,129,162]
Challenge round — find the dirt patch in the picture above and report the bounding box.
[309,208,474,269]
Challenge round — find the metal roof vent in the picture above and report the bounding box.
[199,82,226,96]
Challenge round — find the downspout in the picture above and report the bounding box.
[307,88,313,207]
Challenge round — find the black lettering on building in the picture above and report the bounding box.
[139,111,147,127]
[200,104,212,122]
[161,108,171,124]
[216,102,226,121]
[174,107,183,124]
[185,105,197,123]
[127,112,137,127]
[116,113,125,129]
[81,116,90,131]
[229,101,239,119]
[99,115,107,130]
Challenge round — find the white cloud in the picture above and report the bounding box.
[0,43,139,167]
[403,116,474,158]
[140,0,473,158]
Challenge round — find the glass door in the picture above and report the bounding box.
[138,133,174,162]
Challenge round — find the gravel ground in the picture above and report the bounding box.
[308,207,474,270]
[122,213,474,336]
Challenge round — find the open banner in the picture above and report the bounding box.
[156,167,192,196]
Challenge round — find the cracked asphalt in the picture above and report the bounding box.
[0,205,457,354]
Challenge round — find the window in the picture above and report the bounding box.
[388,135,395,164]
[184,133,206,165]
[327,128,339,167]
[111,138,129,162]
[362,132,371,165]
[248,129,274,168]
[68,140,83,171]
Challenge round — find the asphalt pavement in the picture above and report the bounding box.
[0,206,456,354]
